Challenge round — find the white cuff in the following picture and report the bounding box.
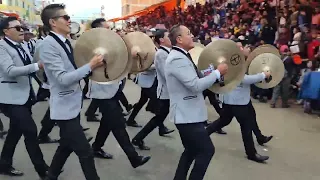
[33,63,39,72]
[261,72,266,79]
[214,70,221,79]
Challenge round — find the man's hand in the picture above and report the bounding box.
[217,63,228,75]
[264,72,271,78]
[89,54,104,70]
[37,62,44,69]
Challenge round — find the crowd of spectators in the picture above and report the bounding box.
[122,0,320,114]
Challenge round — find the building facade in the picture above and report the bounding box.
[121,0,165,16]
[0,0,38,23]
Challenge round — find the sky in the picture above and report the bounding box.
[54,0,122,21]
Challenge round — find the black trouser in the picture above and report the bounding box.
[0,117,3,131]
[174,122,215,180]
[47,115,99,180]
[92,98,139,164]
[128,81,162,127]
[38,107,56,139]
[206,102,257,156]
[203,89,221,115]
[118,91,131,111]
[83,77,89,98]
[36,87,50,101]
[248,102,264,140]
[85,91,131,118]
[85,99,99,118]
[0,99,48,176]
[133,99,170,141]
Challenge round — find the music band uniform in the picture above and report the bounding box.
[131,45,174,150]
[165,46,220,180]
[85,77,133,122]
[127,65,159,127]
[0,34,48,177]
[34,36,59,144]
[206,73,269,162]
[39,32,99,179]
[88,80,151,168]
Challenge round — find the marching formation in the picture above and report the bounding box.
[0,3,285,180]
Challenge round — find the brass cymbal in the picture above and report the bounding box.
[248,53,285,89]
[122,32,156,73]
[70,21,80,35]
[74,28,129,82]
[194,42,205,48]
[198,39,246,94]
[70,39,76,48]
[246,44,280,67]
[189,46,204,66]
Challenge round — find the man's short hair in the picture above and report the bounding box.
[168,24,181,46]
[91,18,106,28]
[154,29,168,45]
[41,4,66,30]
[0,16,18,34]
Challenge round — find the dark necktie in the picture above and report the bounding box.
[64,39,78,70]
[16,44,37,103]
[16,44,31,64]
[65,39,72,53]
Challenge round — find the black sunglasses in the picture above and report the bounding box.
[7,26,24,32]
[52,15,71,21]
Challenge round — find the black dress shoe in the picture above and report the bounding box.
[93,149,113,159]
[87,116,100,122]
[131,156,151,168]
[0,167,24,176]
[215,129,227,135]
[38,136,59,144]
[258,136,273,146]
[126,121,142,128]
[247,153,269,163]
[159,127,175,136]
[132,139,150,150]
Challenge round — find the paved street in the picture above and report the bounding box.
[0,80,320,180]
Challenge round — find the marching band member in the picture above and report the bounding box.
[39,4,103,179]
[206,72,271,163]
[127,33,172,135]
[165,24,228,180]
[84,18,133,121]
[0,16,49,178]
[131,29,174,150]
[87,18,151,168]
[35,26,60,144]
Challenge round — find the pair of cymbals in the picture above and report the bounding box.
[246,44,280,67]
[247,45,284,89]
[73,29,156,83]
[197,39,247,94]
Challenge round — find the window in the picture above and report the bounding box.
[15,0,18,6]
[22,2,25,8]
[8,0,12,6]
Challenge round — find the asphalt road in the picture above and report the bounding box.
[0,80,319,180]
